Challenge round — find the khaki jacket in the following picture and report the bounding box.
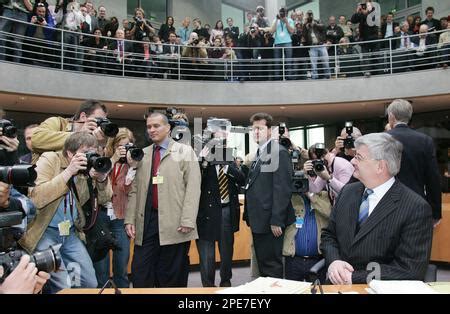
[125,139,201,246]
[19,152,113,253]
[282,191,332,257]
[31,117,73,164]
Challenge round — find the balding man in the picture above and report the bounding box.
[387,99,442,225]
[125,112,201,288]
[321,133,433,285]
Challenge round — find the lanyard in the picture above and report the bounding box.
[63,190,74,220]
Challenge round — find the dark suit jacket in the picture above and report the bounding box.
[381,22,399,38]
[321,180,433,284]
[410,35,437,47]
[162,43,181,55]
[388,124,442,219]
[197,163,245,241]
[244,141,294,234]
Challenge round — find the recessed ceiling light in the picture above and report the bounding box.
[280,106,286,110]
[19,96,26,100]
[117,104,124,107]
[201,107,206,110]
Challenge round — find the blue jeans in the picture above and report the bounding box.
[0,8,29,62]
[309,46,331,79]
[93,211,130,288]
[273,42,293,80]
[35,227,97,294]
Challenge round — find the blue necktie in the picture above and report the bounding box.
[358,189,374,225]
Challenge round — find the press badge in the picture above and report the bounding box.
[295,216,304,229]
[152,175,164,185]
[58,220,71,236]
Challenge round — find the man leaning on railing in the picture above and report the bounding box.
[0,0,32,62]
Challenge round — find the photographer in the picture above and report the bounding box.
[181,32,208,80]
[351,1,380,76]
[261,7,295,80]
[25,2,55,66]
[250,6,270,28]
[303,10,331,79]
[31,99,111,163]
[0,255,50,294]
[130,7,155,46]
[18,132,113,293]
[196,125,245,287]
[332,123,363,161]
[303,143,354,204]
[92,128,139,288]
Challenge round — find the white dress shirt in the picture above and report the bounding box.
[367,177,395,216]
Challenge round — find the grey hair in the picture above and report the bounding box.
[386,99,413,123]
[400,21,409,29]
[355,133,403,176]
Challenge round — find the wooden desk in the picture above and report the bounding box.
[431,194,450,263]
[58,285,369,294]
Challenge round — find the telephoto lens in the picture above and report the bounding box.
[118,144,144,164]
[0,165,37,187]
[80,152,112,175]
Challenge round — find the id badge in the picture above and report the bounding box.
[58,220,71,236]
[152,175,164,184]
[295,216,304,229]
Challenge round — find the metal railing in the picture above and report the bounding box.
[0,16,449,82]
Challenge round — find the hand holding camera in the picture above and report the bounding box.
[65,152,88,177]
[80,118,98,134]
[89,167,108,183]
[0,255,47,294]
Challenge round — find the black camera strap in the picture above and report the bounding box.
[83,177,99,232]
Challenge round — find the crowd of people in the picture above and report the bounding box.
[0,1,449,80]
[0,96,443,293]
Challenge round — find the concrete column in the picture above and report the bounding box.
[265,0,286,23]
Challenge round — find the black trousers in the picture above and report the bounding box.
[131,210,191,288]
[252,232,284,278]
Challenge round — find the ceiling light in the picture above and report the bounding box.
[117,104,124,107]
[19,96,26,100]
[280,106,286,110]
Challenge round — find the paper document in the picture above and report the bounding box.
[368,280,438,294]
[217,277,311,294]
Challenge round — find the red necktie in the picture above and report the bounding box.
[152,146,161,209]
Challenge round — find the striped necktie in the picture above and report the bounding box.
[218,165,229,202]
[358,189,374,225]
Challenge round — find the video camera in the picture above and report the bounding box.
[307,143,326,177]
[0,119,18,146]
[95,118,119,138]
[165,107,190,142]
[1,171,61,282]
[118,144,144,164]
[79,152,112,176]
[0,165,37,187]
[292,170,309,194]
[343,121,355,149]
[194,117,234,167]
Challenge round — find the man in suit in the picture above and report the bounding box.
[321,133,433,285]
[125,112,201,287]
[411,24,438,70]
[381,12,398,40]
[387,99,442,225]
[244,113,294,278]
[197,129,246,287]
[224,17,239,44]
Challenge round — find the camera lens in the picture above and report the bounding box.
[129,147,144,161]
[0,165,37,187]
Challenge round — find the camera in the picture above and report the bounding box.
[278,8,286,19]
[165,107,190,142]
[36,16,45,23]
[278,122,292,149]
[95,118,119,138]
[118,144,144,164]
[343,121,355,149]
[0,165,37,187]
[79,152,112,176]
[307,143,326,177]
[292,170,309,194]
[250,27,257,34]
[195,118,234,166]
[192,39,199,45]
[133,16,143,25]
[359,2,367,10]
[0,119,17,146]
[1,201,61,281]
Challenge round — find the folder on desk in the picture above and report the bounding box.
[368,280,438,294]
[217,277,311,294]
